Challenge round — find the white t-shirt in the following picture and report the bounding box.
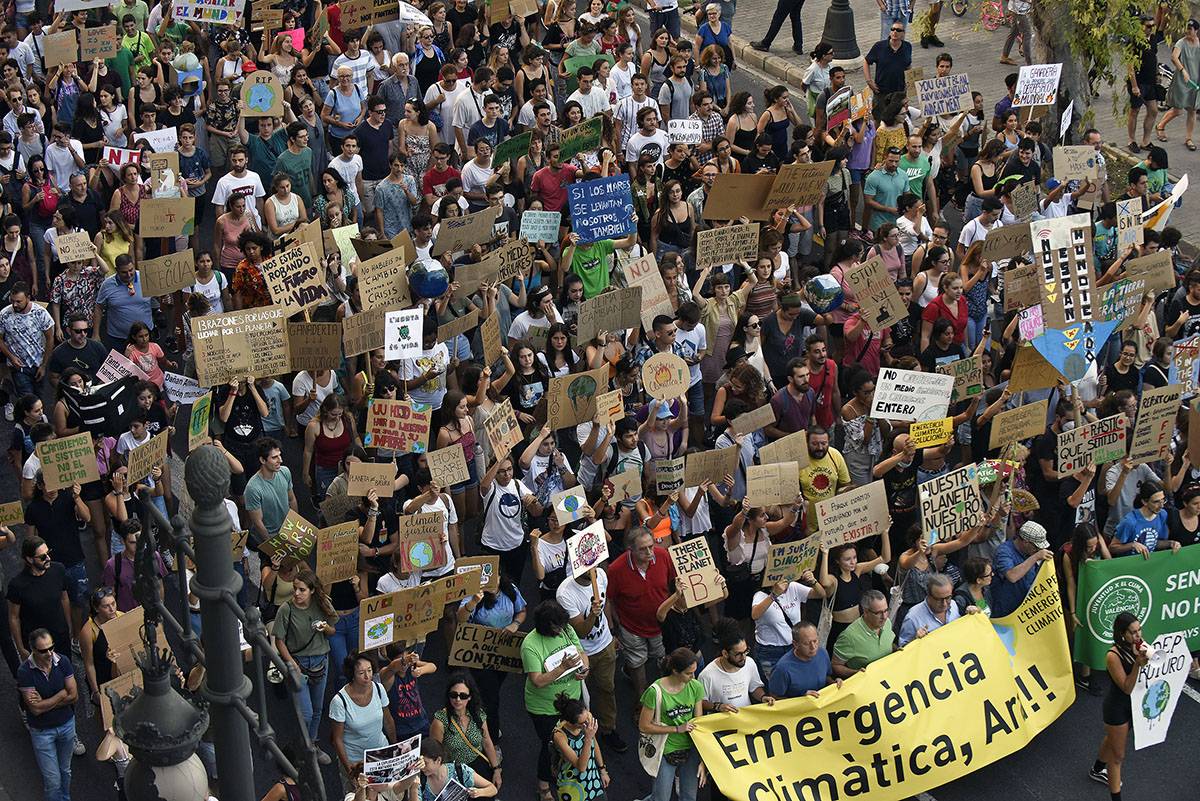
[425,79,471,145]
[331,51,375,96]
[624,130,670,166]
[575,421,609,491]
[212,171,266,225]
[44,140,84,191]
[610,62,635,100]
[674,324,706,387]
[414,495,457,577]
[751,582,814,646]
[183,272,228,314]
[567,87,612,119]
[291,371,340,426]
[518,101,558,127]
[328,154,364,191]
[399,342,450,408]
[679,488,711,537]
[556,570,613,655]
[116,430,152,456]
[698,658,764,708]
[508,309,562,342]
[958,216,996,251]
[480,478,530,551]
[378,570,423,593]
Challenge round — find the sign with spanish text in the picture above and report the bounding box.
[260,242,327,312]
[695,224,760,271]
[815,481,888,545]
[347,461,396,497]
[315,521,360,585]
[384,308,424,360]
[565,520,609,577]
[1013,62,1062,107]
[919,463,984,542]
[191,306,290,387]
[568,174,636,244]
[1128,384,1182,465]
[870,368,954,422]
[364,398,431,454]
[1056,414,1128,473]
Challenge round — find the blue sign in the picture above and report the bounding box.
[1030,319,1120,383]
[567,175,636,245]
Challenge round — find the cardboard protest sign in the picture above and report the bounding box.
[80,23,119,59]
[1013,63,1062,106]
[870,367,955,422]
[565,520,609,577]
[1004,262,1041,312]
[684,445,739,488]
[454,239,533,298]
[139,197,195,237]
[363,735,421,785]
[36,433,99,491]
[547,365,609,429]
[0,500,22,526]
[315,521,360,584]
[365,399,432,453]
[701,173,776,221]
[1128,384,1181,465]
[667,118,703,144]
[729,402,777,436]
[909,417,954,448]
[915,73,971,116]
[604,465,642,503]
[96,349,148,383]
[432,205,500,256]
[356,248,412,312]
[455,556,500,591]
[384,308,424,360]
[1032,213,1096,327]
[139,252,194,297]
[191,305,290,387]
[101,606,145,673]
[1056,414,1128,473]
[1007,345,1061,392]
[758,429,811,468]
[1009,180,1039,221]
[621,252,671,333]
[1099,250,1173,328]
[426,445,470,489]
[652,457,685,495]
[763,161,835,209]
[576,286,642,342]
[936,354,984,402]
[1141,174,1189,232]
[1018,305,1044,341]
[481,312,503,366]
[187,392,212,452]
[919,463,984,542]
[100,671,142,730]
[746,462,799,507]
[102,147,141,168]
[762,537,821,586]
[567,174,635,244]
[126,431,168,485]
[551,485,589,527]
[982,223,1033,262]
[397,511,447,573]
[286,322,342,372]
[1174,336,1200,397]
[520,209,561,243]
[481,399,522,460]
[448,623,528,672]
[240,71,285,117]
[594,389,624,426]
[1131,631,1191,749]
[695,224,760,270]
[558,115,604,161]
[55,231,93,264]
[347,461,395,497]
[816,480,888,546]
[641,352,689,401]
[1053,145,1100,182]
[845,254,907,329]
[133,127,178,153]
[342,306,396,358]
[669,537,726,608]
[359,591,401,650]
[988,399,1049,450]
[43,30,78,67]
[260,510,317,559]
[260,241,327,312]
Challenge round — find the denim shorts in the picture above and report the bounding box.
[850,168,868,184]
[64,561,90,605]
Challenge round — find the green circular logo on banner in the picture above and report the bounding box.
[1086,575,1153,643]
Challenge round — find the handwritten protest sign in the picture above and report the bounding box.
[455,555,500,591]
[426,445,470,488]
[566,520,609,577]
[870,368,954,422]
[191,306,290,386]
[448,624,527,673]
[1007,345,1061,392]
[1004,262,1041,312]
[55,231,93,264]
[846,254,907,329]
[653,457,685,495]
[384,308,424,360]
[1013,63,1062,106]
[641,352,689,401]
[667,119,703,144]
[176,0,245,25]
[1057,414,1128,473]
[729,402,777,436]
[758,429,811,469]
[568,174,635,244]
[520,209,561,243]
[915,73,971,116]
[594,389,624,426]
[454,239,533,298]
[816,481,888,545]
[482,399,522,460]
[764,161,834,208]
[1032,213,1096,327]
[684,445,739,488]
[80,24,119,59]
[492,130,532,166]
[347,461,395,497]
[1100,250,1173,328]
[1018,305,1044,341]
[315,521,360,584]
[240,70,284,116]
[695,224,760,270]
[342,306,396,357]
[762,537,821,586]
[982,223,1033,261]
[357,248,412,312]
[432,206,500,256]
[1010,180,1039,220]
[558,116,604,160]
[576,286,642,342]
[437,310,479,346]
[746,462,799,506]
[910,417,954,448]
[96,349,148,383]
[702,173,776,221]
[139,197,195,237]
[188,392,212,452]
[936,354,984,402]
[260,241,326,312]
[139,251,194,297]
[1128,384,1181,465]
[36,433,99,491]
[101,606,144,673]
[669,538,725,608]
[0,501,22,526]
[621,252,671,333]
[287,322,342,372]
[1053,145,1100,182]
[365,399,431,454]
[43,30,78,67]
[552,486,589,527]
[397,511,447,573]
[919,463,984,542]
[548,365,609,429]
[988,399,1049,450]
[126,431,168,485]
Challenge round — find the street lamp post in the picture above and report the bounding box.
[821,0,862,63]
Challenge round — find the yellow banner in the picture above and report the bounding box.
[909,417,953,448]
[693,563,1074,801]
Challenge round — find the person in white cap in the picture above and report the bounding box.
[989,520,1054,617]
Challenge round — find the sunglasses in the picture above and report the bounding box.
[35,645,55,654]
[891,27,904,32]
[449,691,471,700]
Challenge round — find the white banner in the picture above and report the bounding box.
[869,367,954,422]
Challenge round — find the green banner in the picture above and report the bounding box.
[492,130,531,167]
[558,116,603,162]
[1073,546,1200,669]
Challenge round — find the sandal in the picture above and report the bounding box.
[1156,124,1169,142]
[1188,140,1197,151]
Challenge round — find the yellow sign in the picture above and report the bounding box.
[909,417,953,448]
[693,563,1073,801]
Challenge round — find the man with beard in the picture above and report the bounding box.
[804,334,840,429]
[797,426,852,532]
[760,294,824,388]
[766,358,814,440]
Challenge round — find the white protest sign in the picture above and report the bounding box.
[1131,631,1190,749]
[1059,100,1073,142]
[565,520,609,578]
[914,73,971,116]
[869,367,955,422]
[918,463,984,542]
[162,372,209,405]
[363,734,422,784]
[384,308,424,360]
[1013,63,1062,107]
[667,119,702,144]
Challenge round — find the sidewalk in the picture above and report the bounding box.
[676,0,1199,246]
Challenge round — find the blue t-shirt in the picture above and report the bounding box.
[990,539,1037,617]
[460,586,527,629]
[767,647,832,699]
[1115,508,1169,554]
[17,654,75,729]
[95,273,153,340]
[257,380,291,433]
[178,147,212,197]
[244,466,294,539]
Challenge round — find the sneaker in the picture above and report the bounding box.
[315,748,332,766]
[749,40,770,52]
[928,34,945,46]
[601,729,629,754]
[73,737,86,756]
[1089,766,1109,785]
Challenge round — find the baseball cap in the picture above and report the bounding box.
[655,402,675,419]
[1018,521,1049,550]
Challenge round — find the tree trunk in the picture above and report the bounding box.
[1027,4,1095,143]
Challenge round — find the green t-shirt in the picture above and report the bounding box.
[275,147,315,209]
[272,601,335,657]
[571,239,614,299]
[112,0,150,28]
[521,627,584,715]
[106,48,136,95]
[641,678,705,753]
[898,153,931,199]
[121,30,155,69]
[831,615,895,671]
[246,129,290,190]
[1135,161,1168,195]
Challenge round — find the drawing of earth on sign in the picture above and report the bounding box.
[247,82,279,114]
[567,374,597,414]
[367,621,391,641]
[560,495,581,515]
[407,540,436,569]
[574,528,606,569]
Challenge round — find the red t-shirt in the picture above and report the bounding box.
[529,163,579,212]
[606,546,674,638]
[922,295,969,345]
[422,166,461,199]
[808,358,839,430]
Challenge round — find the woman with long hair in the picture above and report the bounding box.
[817,538,892,649]
[709,360,767,431]
[640,27,673,98]
[436,389,482,526]
[430,670,503,784]
[696,44,732,114]
[1060,522,1111,688]
[964,138,1006,221]
[839,369,884,486]
[80,587,121,703]
[637,647,705,801]
[272,565,337,753]
[538,322,578,378]
[757,84,801,160]
[213,193,258,280]
[398,99,439,183]
[725,498,799,617]
[264,173,308,237]
[302,394,359,504]
[694,265,754,414]
[801,42,835,118]
[1158,19,1200,150]
[920,270,971,351]
[725,91,758,159]
[313,167,358,222]
[1090,612,1148,793]
[957,241,991,349]
[93,211,134,277]
[649,179,695,269]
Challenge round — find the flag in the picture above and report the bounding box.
[1030,320,1120,384]
[64,375,139,438]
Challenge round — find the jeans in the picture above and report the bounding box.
[329,609,359,679]
[30,717,75,801]
[760,0,804,49]
[754,642,790,680]
[1002,12,1032,64]
[294,653,329,740]
[651,746,700,801]
[966,314,988,351]
[649,7,681,39]
[314,465,339,503]
[11,365,40,398]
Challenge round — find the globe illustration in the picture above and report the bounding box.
[805,274,844,313]
[562,495,581,513]
[409,541,436,568]
[1142,679,1170,721]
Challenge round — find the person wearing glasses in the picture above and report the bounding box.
[831,590,896,677]
[862,23,911,96]
[898,573,978,647]
[18,627,83,801]
[699,618,776,713]
[7,536,71,663]
[953,557,994,616]
[47,311,106,388]
[354,95,394,219]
